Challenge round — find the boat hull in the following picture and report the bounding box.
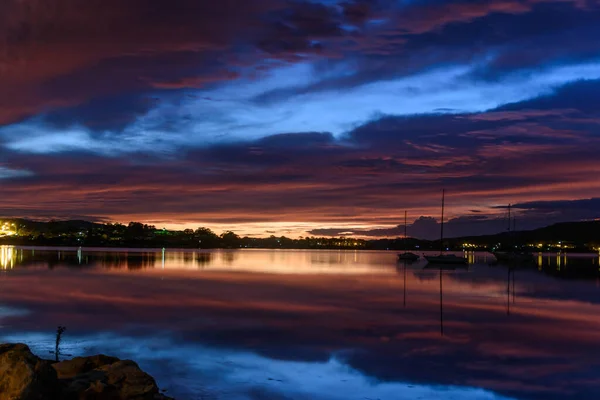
[398,252,420,261]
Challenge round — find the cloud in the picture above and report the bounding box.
[1,1,600,236]
[0,166,34,180]
[507,198,600,222]
[41,93,160,132]
[512,198,600,211]
[6,60,600,156]
[3,0,600,136]
[1,77,599,236]
[308,215,513,240]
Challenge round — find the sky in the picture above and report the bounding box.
[1,0,599,239]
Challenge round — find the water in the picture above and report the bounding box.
[1,246,600,400]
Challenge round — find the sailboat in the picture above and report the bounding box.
[398,211,420,261]
[425,190,468,266]
[493,204,534,265]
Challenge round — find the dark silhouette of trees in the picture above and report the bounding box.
[195,228,220,248]
[2,218,599,251]
[126,222,155,240]
[220,231,241,248]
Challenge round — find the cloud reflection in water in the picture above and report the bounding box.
[1,332,513,400]
[1,249,599,399]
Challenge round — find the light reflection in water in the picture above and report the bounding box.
[4,248,501,274]
[5,247,600,278]
[467,251,475,264]
[0,245,15,269]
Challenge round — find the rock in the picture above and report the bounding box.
[0,344,171,400]
[53,356,172,400]
[0,343,60,400]
[100,360,163,399]
[53,355,120,380]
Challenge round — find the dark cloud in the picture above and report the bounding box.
[258,1,345,54]
[42,93,159,132]
[0,0,354,127]
[250,0,600,104]
[3,0,600,130]
[512,198,600,211]
[309,215,511,240]
[500,79,600,114]
[508,198,600,223]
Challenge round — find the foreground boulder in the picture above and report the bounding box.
[0,343,60,400]
[53,355,120,380]
[0,344,172,400]
[54,356,171,399]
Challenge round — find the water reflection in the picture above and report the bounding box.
[532,252,600,279]
[506,269,515,316]
[1,247,600,399]
[2,247,539,275]
[1,246,15,269]
[196,252,213,266]
[1,247,418,274]
[400,261,460,337]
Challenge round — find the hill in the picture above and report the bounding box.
[445,221,600,251]
[1,218,599,251]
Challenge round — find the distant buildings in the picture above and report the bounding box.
[0,221,16,237]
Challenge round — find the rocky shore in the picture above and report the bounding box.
[0,343,173,399]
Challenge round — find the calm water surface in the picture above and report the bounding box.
[1,247,600,400]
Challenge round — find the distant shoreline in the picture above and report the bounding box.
[2,244,599,256]
[1,218,599,252]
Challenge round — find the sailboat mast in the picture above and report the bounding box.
[440,269,444,335]
[404,210,407,241]
[440,189,445,254]
[508,204,511,232]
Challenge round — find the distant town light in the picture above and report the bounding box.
[0,221,17,237]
